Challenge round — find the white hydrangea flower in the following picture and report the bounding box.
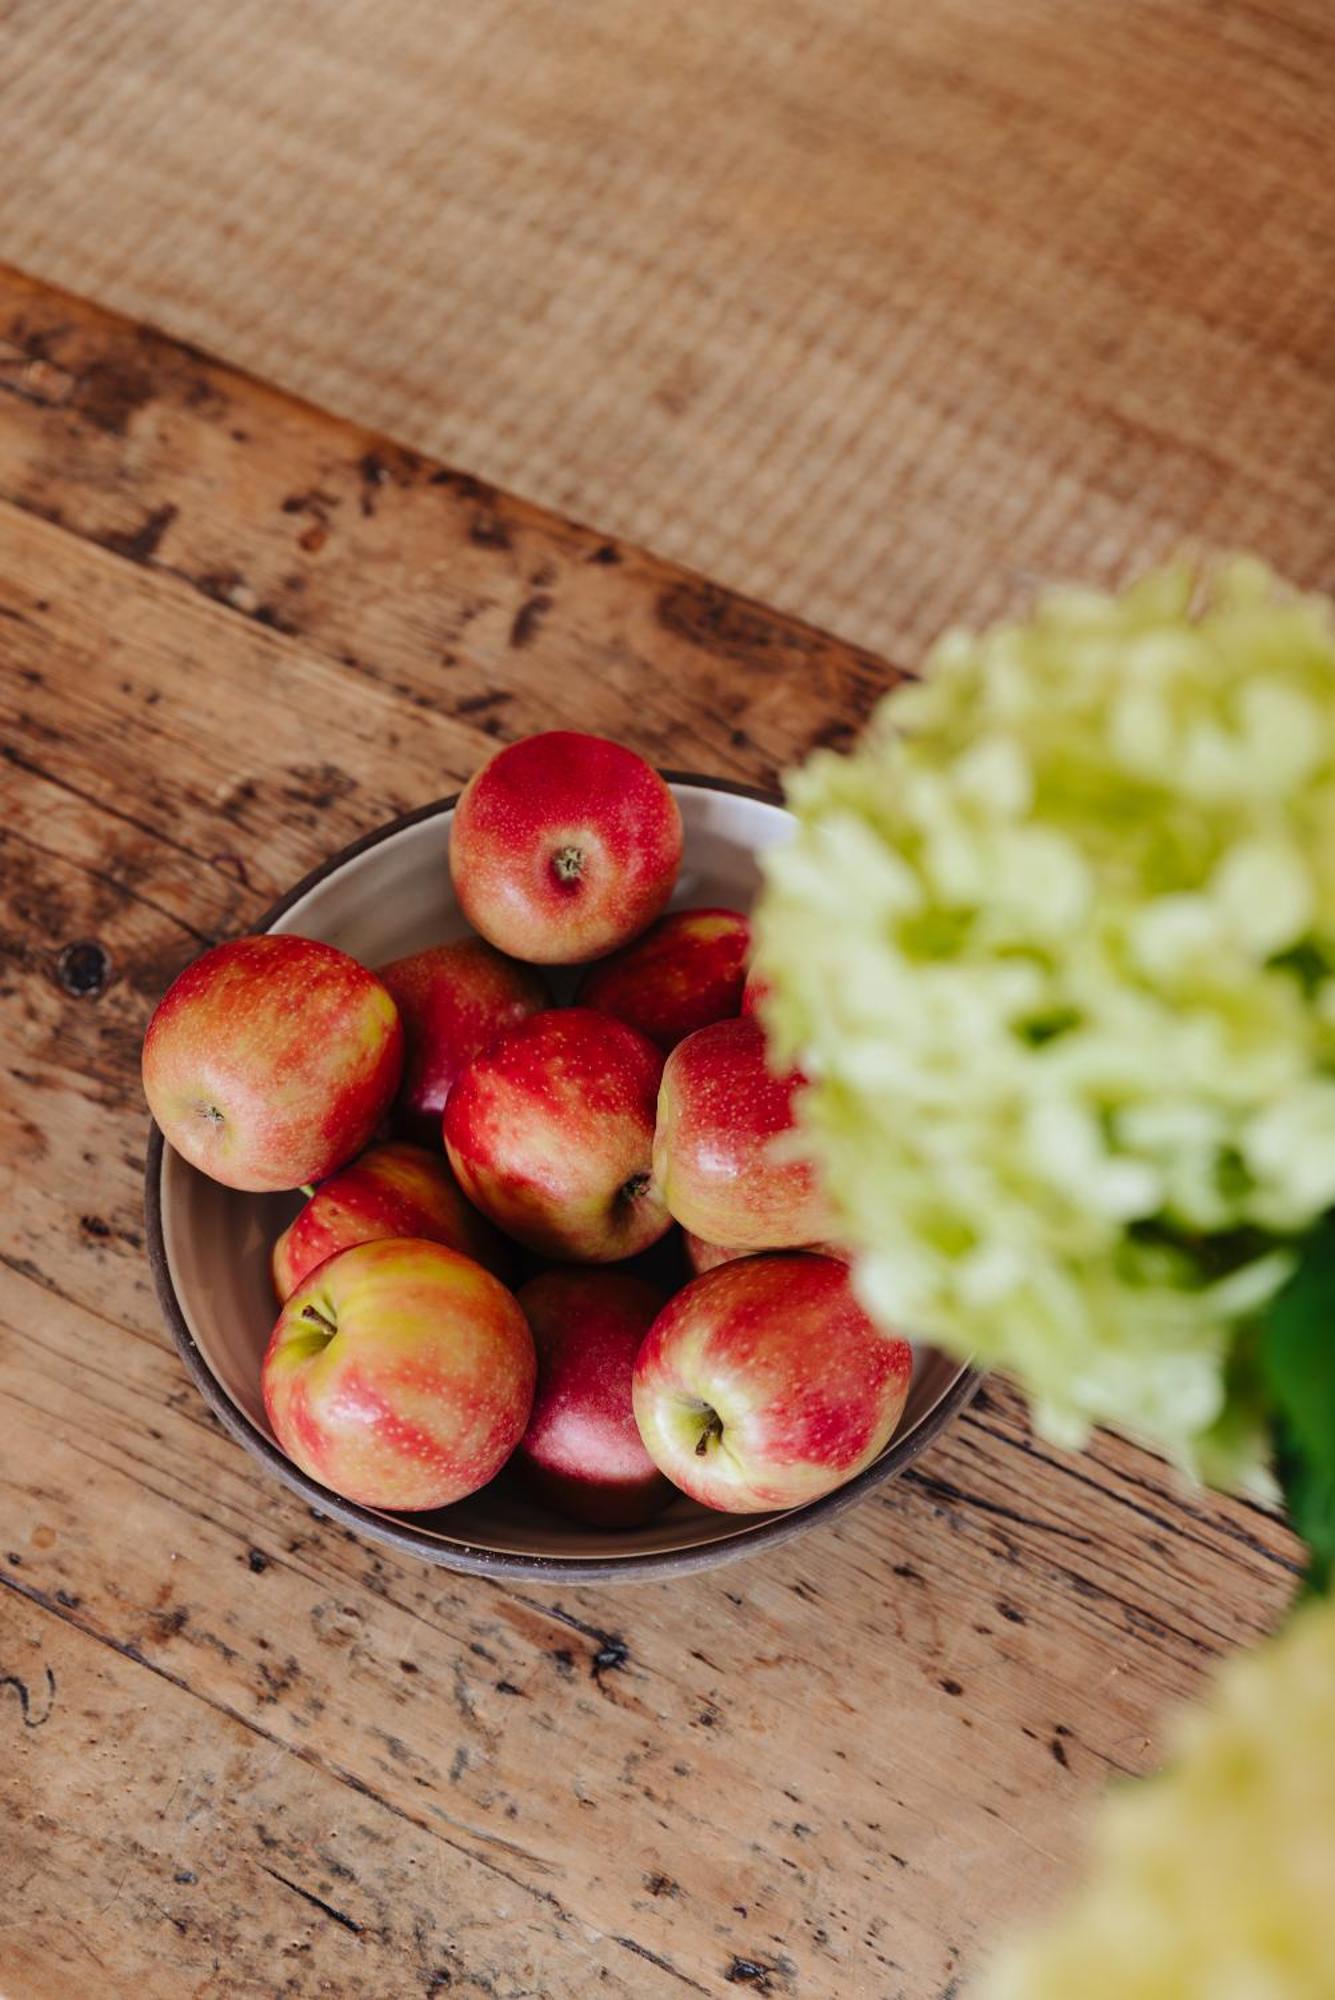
[756,563,1335,1486]
[983,1594,1335,1999]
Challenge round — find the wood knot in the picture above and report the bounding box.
[56,939,111,998]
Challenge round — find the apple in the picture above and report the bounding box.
[378,938,548,1139]
[632,1253,913,1512]
[683,1232,755,1275]
[684,1231,849,1275]
[578,907,751,1051]
[448,730,683,963]
[444,1008,671,1261]
[653,1015,827,1250]
[142,934,402,1192]
[514,1269,673,1527]
[271,1141,508,1301]
[740,966,770,1015]
[262,1236,535,1511]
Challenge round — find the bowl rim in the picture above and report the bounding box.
[144,773,980,1583]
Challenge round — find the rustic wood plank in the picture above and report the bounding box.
[1,1570,659,1999]
[0,267,1303,2000]
[0,265,891,790]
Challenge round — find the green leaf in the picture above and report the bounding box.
[1275,1443,1335,1596]
[1262,1211,1335,1595]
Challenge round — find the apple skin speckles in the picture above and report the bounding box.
[448,731,683,964]
[142,934,402,1192]
[578,906,751,1051]
[633,1254,912,1513]
[654,1016,828,1250]
[377,938,549,1140]
[262,1236,536,1511]
[271,1141,509,1301]
[444,1009,671,1262]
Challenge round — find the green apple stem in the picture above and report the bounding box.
[299,1183,317,1199]
[695,1409,724,1457]
[300,1303,337,1339]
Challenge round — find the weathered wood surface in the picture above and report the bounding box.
[0,266,1304,2000]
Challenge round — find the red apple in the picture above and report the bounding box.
[740,966,771,1015]
[683,1232,755,1275]
[142,934,402,1192]
[653,1016,827,1250]
[514,1269,673,1527]
[578,907,751,1051]
[684,1231,850,1275]
[262,1236,535,1511]
[378,938,549,1139]
[448,731,683,963]
[444,1008,671,1261]
[633,1253,913,1512]
[271,1141,508,1301]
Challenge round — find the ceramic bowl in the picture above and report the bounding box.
[145,777,977,1581]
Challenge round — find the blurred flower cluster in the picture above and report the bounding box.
[757,561,1335,1489]
[984,1591,1335,1998]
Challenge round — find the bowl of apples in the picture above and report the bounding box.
[144,733,977,1580]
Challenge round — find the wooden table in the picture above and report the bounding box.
[0,265,1304,2000]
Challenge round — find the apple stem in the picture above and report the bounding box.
[300,1303,337,1338]
[299,1183,317,1199]
[620,1171,651,1205]
[695,1410,724,1457]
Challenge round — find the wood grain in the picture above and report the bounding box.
[0,267,1303,2000]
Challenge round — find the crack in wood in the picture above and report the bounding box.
[259,1862,366,1936]
[1,739,244,887]
[612,1934,711,1993]
[901,1466,1096,1547]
